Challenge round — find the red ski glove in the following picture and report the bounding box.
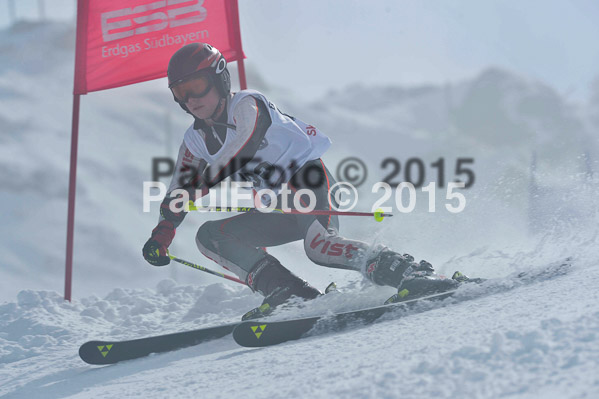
[142,220,176,266]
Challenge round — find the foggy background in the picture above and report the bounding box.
[0,0,598,302]
[3,0,599,102]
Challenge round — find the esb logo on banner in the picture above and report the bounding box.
[101,0,207,58]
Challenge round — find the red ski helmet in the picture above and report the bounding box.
[167,43,230,98]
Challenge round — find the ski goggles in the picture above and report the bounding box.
[171,76,214,104]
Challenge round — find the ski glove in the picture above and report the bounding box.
[142,220,176,266]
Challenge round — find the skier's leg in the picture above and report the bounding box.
[291,158,382,273]
[302,218,417,286]
[195,212,321,306]
[303,219,459,294]
[290,159,380,273]
[295,159,460,294]
[303,219,371,271]
[195,212,299,280]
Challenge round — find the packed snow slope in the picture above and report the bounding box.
[1,20,599,399]
[1,241,599,398]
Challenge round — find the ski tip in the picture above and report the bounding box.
[233,322,272,347]
[79,340,117,365]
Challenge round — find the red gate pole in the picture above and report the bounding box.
[64,94,81,302]
[237,52,247,90]
[65,0,88,301]
[230,0,247,90]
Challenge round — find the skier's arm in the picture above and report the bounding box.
[159,142,209,228]
[143,142,207,266]
[204,96,272,186]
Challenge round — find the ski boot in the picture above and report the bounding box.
[365,249,460,304]
[241,255,323,321]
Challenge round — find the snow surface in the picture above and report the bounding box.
[2,246,599,398]
[1,21,599,398]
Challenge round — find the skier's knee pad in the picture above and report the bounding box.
[195,221,218,253]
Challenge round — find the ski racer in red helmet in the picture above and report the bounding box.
[142,42,472,320]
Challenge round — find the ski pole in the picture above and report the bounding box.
[187,203,392,222]
[168,252,246,286]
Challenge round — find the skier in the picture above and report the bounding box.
[142,43,466,319]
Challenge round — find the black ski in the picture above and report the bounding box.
[80,259,572,361]
[232,290,456,347]
[79,322,237,365]
[233,259,572,347]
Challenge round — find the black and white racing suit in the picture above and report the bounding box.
[159,90,373,282]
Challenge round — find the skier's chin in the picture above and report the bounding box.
[190,107,213,120]
[188,101,220,119]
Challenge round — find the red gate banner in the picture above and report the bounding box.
[74,0,244,94]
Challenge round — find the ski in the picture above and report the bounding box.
[233,259,572,347]
[233,290,457,347]
[79,259,572,361]
[79,322,237,365]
